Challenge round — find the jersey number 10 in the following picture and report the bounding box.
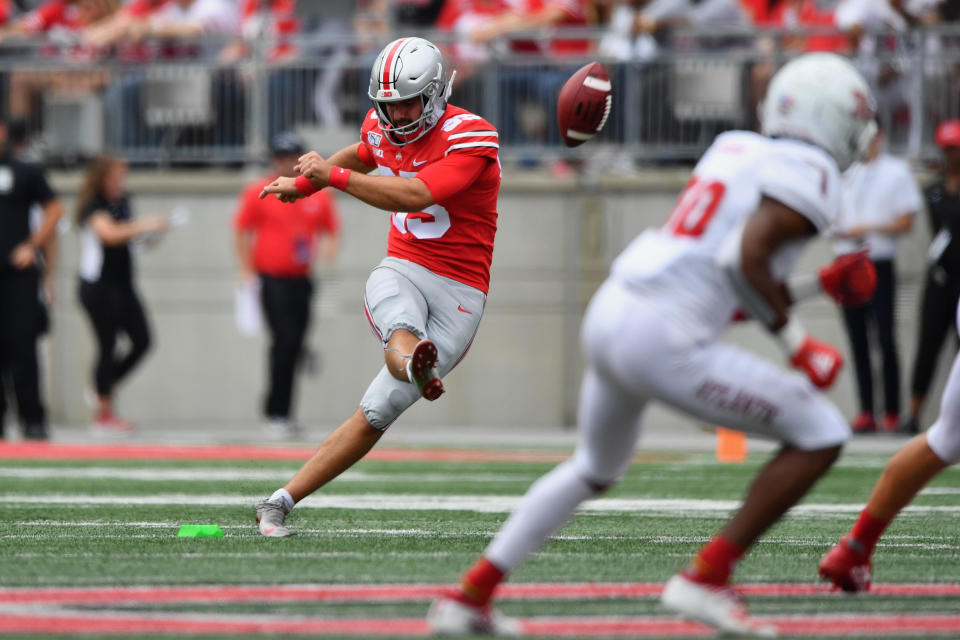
[664,177,726,238]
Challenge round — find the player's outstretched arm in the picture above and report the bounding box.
[297,154,436,213]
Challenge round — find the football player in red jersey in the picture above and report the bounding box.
[256,36,501,538]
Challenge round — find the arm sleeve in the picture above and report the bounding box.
[357,142,378,168]
[416,154,491,203]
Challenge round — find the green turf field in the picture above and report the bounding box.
[3,448,960,638]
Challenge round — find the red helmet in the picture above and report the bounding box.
[935,119,960,148]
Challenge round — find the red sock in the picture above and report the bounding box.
[457,557,505,606]
[849,510,890,556]
[684,535,745,587]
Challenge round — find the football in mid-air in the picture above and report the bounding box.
[556,62,612,147]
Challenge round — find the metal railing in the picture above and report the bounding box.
[1,25,959,166]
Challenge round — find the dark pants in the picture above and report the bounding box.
[841,259,900,416]
[78,279,152,397]
[910,270,960,399]
[0,268,45,434]
[259,274,313,420]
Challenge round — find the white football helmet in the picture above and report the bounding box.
[761,53,877,171]
[368,37,454,146]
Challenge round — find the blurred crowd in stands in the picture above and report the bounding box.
[0,0,957,164]
[0,0,956,64]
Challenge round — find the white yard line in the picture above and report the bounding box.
[2,493,960,515]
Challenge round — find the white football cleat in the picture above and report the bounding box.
[427,594,520,636]
[661,574,777,638]
[255,497,292,538]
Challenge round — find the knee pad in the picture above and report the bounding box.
[359,367,420,431]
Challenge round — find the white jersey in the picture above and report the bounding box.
[611,130,842,344]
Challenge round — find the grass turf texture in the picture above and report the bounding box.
[3,453,960,638]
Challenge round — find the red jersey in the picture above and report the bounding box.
[21,0,76,31]
[234,177,340,278]
[359,104,501,293]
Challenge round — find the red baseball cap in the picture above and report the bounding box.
[936,119,960,148]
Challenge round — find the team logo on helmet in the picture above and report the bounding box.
[852,90,874,121]
[777,93,794,115]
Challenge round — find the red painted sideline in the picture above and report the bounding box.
[3,613,960,637]
[0,442,568,463]
[4,582,960,604]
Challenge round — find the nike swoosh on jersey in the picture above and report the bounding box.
[457,305,471,314]
[413,159,427,166]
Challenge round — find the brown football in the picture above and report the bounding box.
[556,62,612,147]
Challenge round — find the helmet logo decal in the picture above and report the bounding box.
[852,90,874,121]
[367,132,382,147]
[777,93,794,115]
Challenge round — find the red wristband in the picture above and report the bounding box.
[329,167,351,191]
[294,175,318,196]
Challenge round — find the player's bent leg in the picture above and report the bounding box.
[382,330,443,401]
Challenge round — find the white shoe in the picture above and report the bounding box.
[427,594,520,636]
[264,418,302,440]
[254,498,292,538]
[661,574,777,638]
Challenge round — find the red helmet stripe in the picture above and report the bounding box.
[380,38,408,93]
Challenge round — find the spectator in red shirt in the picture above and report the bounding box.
[233,132,341,438]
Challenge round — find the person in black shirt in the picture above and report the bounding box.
[903,120,960,434]
[0,119,62,441]
[75,155,167,432]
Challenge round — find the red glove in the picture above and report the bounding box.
[819,252,877,306]
[790,336,844,389]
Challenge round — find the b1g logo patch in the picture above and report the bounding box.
[367,131,383,147]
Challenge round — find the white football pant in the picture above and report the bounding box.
[924,300,960,464]
[360,257,485,430]
[484,278,849,572]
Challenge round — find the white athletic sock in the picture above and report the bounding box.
[270,488,294,511]
[484,460,595,571]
